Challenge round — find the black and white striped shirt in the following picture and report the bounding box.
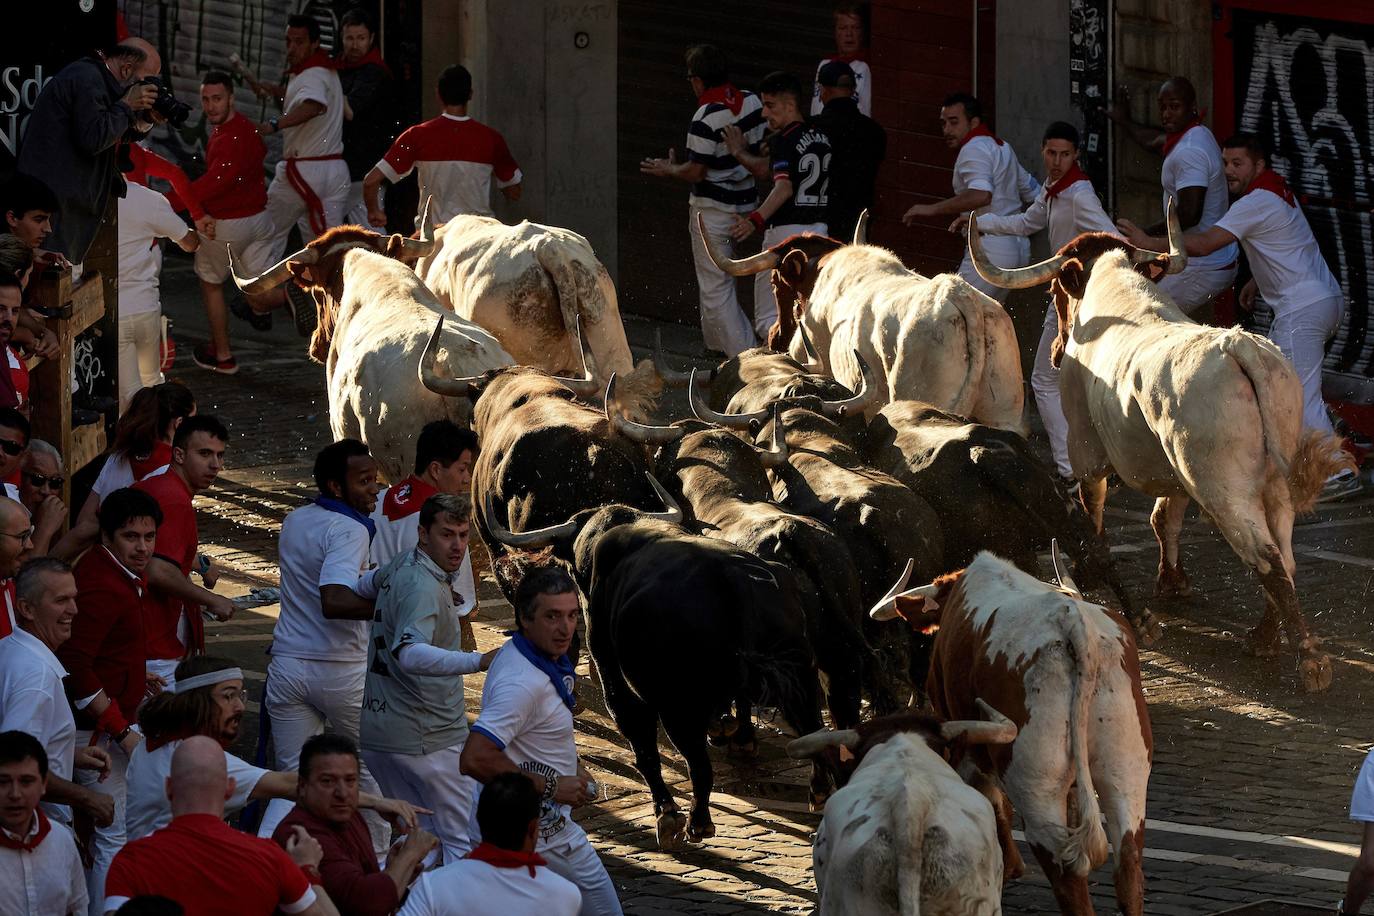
[685,92,766,213]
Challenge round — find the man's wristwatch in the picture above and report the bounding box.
[112,726,132,744]
[268,117,280,134]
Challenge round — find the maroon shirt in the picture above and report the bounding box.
[273,804,399,916]
[58,545,148,732]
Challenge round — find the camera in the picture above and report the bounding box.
[135,76,192,127]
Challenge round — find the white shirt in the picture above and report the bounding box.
[810,58,872,117]
[975,176,1119,252]
[470,641,583,851]
[1216,185,1342,315]
[399,858,581,916]
[1161,124,1238,271]
[283,65,345,159]
[117,182,189,318]
[273,503,372,662]
[91,454,169,502]
[4,482,18,502]
[1350,748,1374,822]
[954,135,1039,219]
[0,628,75,817]
[124,740,268,840]
[0,816,88,916]
[370,486,476,617]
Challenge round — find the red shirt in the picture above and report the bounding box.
[134,469,198,660]
[58,545,148,732]
[105,813,316,916]
[273,805,399,916]
[191,112,269,220]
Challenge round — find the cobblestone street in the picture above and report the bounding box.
[157,255,1374,914]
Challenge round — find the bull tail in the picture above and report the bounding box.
[947,278,988,418]
[1059,610,1109,876]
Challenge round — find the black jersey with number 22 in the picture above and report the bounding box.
[769,121,831,229]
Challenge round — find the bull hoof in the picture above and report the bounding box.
[1298,653,1333,693]
[655,809,688,850]
[728,736,759,758]
[687,816,716,842]
[1005,851,1026,882]
[706,713,738,742]
[1132,610,1164,649]
[1245,626,1282,658]
[1153,575,1194,600]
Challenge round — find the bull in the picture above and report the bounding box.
[967,200,1352,692]
[871,550,1153,916]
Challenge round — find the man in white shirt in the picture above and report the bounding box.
[1110,76,1238,315]
[956,121,1119,486]
[400,772,582,916]
[460,565,620,916]
[902,92,1039,303]
[1119,132,1357,503]
[0,730,88,916]
[261,439,385,845]
[116,180,199,411]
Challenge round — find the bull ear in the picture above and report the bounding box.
[892,593,942,634]
[1056,258,1089,300]
[778,248,809,287]
[870,581,940,622]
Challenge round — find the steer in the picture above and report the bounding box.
[483,478,825,849]
[231,210,511,482]
[694,215,1026,433]
[871,550,1153,916]
[967,200,1353,692]
[786,706,1018,916]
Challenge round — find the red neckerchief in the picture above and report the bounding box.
[698,83,744,116]
[130,441,173,480]
[289,49,336,75]
[0,808,51,852]
[381,476,439,522]
[465,842,547,877]
[335,47,392,79]
[1246,168,1297,207]
[1162,117,1202,158]
[828,50,867,63]
[1046,163,1091,199]
[959,123,1003,148]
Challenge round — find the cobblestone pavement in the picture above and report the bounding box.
[157,254,1374,914]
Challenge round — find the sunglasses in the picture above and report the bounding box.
[0,439,24,457]
[24,472,63,490]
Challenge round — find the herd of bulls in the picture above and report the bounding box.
[227,197,1352,915]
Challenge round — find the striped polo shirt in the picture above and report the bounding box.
[685,92,766,213]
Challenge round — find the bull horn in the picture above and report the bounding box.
[852,209,870,246]
[968,211,1067,290]
[818,350,877,418]
[695,211,780,277]
[482,492,579,548]
[398,195,437,258]
[940,699,1018,745]
[755,403,789,468]
[653,328,695,388]
[418,317,488,397]
[604,374,685,445]
[1050,538,1082,597]
[1162,196,1188,275]
[786,728,860,758]
[645,473,684,524]
[869,558,915,621]
[688,369,769,429]
[230,243,318,295]
[796,321,823,371]
[552,315,603,398]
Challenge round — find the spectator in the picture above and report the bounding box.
[0,408,30,499]
[124,144,211,237]
[1343,747,1374,916]
[1118,133,1358,503]
[0,730,88,916]
[336,8,398,226]
[363,64,521,227]
[0,279,33,412]
[724,70,831,341]
[106,735,340,916]
[18,440,66,557]
[810,3,871,118]
[272,734,437,916]
[0,495,32,636]
[57,488,163,912]
[1109,76,1238,315]
[808,60,885,243]
[360,493,494,861]
[367,420,480,651]
[954,121,1118,490]
[134,415,234,687]
[116,173,199,410]
[190,70,273,376]
[398,773,581,916]
[260,439,386,848]
[640,45,766,358]
[16,41,160,264]
[460,565,619,916]
[1,174,61,270]
[0,557,115,828]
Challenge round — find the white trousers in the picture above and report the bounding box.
[958,234,1029,303]
[753,222,826,340]
[260,655,386,849]
[1268,295,1343,436]
[117,311,164,412]
[543,833,624,916]
[1156,261,1237,315]
[1031,302,1073,478]
[194,210,276,285]
[74,730,129,916]
[264,159,351,260]
[362,744,476,864]
[689,205,757,356]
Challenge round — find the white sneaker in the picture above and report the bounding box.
[1316,470,1362,505]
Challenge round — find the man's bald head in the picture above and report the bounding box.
[1158,77,1197,109]
[0,498,31,579]
[1156,77,1199,134]
[124,37,162,80]
[166,735,233,817]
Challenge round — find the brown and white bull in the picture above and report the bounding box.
[231,213,511,482]
[871,550,1153,916]
[694,215,1026,433]
[967,201,1353,692]
[416,214,660,407]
